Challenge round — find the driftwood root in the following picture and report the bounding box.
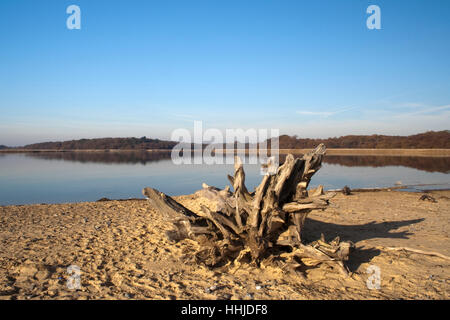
[143,144,353,276]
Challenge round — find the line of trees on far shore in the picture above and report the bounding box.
[274,130,450,149]
[1,130,449,150]
[19,137,178,150]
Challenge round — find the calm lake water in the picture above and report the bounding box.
[0,152,449,205]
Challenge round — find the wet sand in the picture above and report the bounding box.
[0,190,449,300]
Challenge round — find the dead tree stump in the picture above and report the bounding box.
[143,144,354,276]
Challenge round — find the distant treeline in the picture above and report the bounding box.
[276,131,450,149]
[2,130,449,150]
[21,137,177,150]
[0,145,7,150]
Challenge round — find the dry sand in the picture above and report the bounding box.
[0,190,449,300]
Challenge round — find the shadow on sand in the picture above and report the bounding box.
[303,217,425,272]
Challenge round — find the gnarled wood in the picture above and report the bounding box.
[143,143,354,276]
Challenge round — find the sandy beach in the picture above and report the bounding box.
[0,189,448,300]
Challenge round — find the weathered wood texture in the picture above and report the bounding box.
[143,144,353,275]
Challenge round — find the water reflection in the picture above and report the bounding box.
[1,152,448,205]
[25,151,450,174]
[24,150,172,164]
[323,155,450,174]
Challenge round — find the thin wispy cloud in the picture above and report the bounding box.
[396,102,430,108]
[296,107,356,117]
[408,104,450,115]
[393,104,450,117]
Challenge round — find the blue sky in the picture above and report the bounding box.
[1,0,449,146]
